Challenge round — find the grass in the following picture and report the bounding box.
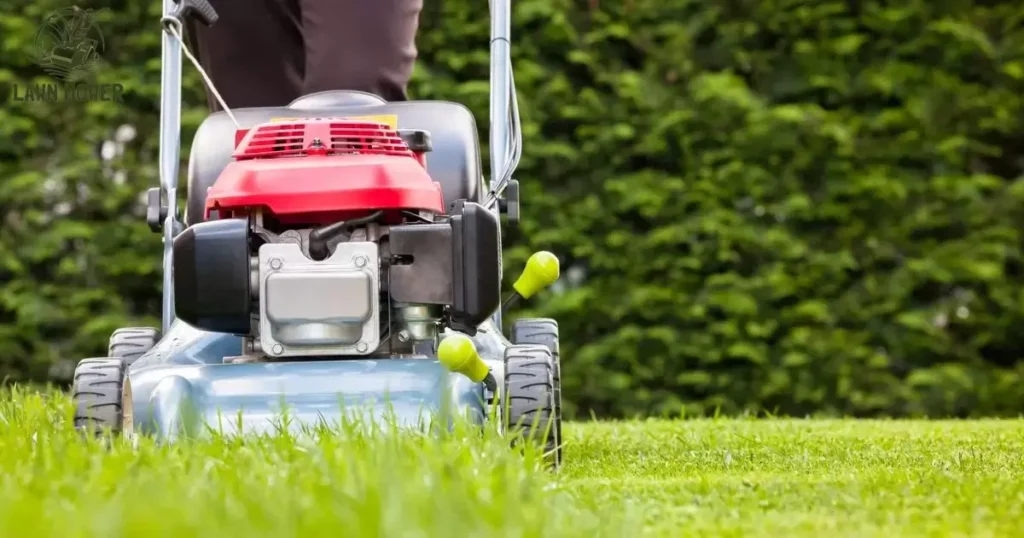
[1,387,1022,537]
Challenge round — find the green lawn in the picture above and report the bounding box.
[1,388,1021,537]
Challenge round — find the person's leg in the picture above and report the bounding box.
[185,0,305,111]
[299,0,423,102]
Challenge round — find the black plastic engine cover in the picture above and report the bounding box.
[388,201,501,335]
[449,201,501,333]
[173,218,252,334]
[388,224,454,305]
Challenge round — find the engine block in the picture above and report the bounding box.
[257,241,380,357]
[172,200,502,360]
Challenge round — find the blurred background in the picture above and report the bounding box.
[1,0,1023,420]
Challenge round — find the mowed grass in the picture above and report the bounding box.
[564,418,1024,537]
[0,387,1022,537]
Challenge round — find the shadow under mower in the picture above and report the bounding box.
[70,0,566,467]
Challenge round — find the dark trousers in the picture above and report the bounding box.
[185,0,423,111]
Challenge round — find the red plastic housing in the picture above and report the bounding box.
[205,119,444,224]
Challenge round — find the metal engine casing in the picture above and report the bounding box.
[258,241,380,357]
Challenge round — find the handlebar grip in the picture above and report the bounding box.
[171,0,219,26]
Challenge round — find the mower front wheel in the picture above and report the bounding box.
[503,344,561,469]
[108,327,160,366]
[511,318,562,461]
[71,358,133,437]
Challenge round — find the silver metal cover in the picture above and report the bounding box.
[258,242,380,357]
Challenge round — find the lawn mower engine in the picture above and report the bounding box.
[171,118,501,361]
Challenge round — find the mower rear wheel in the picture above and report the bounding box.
[511,318,562,461]
[503,344,560,469]
[108,327,160,366]
[71,358,133,437]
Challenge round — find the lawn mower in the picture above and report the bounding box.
[70,0,565,465]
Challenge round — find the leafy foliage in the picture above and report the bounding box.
[2,0,1024,417]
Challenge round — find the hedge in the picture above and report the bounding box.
[2,0,1023,418]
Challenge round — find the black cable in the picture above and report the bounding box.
[308,210,384,260]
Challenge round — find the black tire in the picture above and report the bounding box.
[108,327,160,366]
[72,358,133,437]
[511,319,562,461]
[503,344,561,469]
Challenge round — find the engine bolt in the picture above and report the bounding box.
[272,344,283,355]
[397,330,411,343]
[355,256,368,268]
[270,258,283,270]
[356,342,368,353]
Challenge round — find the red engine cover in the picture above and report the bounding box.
[204,119,445,223]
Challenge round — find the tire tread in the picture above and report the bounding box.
[71,358,128,435]
[511,319,563,464]
[504,344,559,469]
[108,327,160,366]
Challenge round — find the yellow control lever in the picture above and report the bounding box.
[512,251,560,299]
[438,333,495,390]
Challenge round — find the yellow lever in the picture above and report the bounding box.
[512,251,560,299]
[437,333,490,384]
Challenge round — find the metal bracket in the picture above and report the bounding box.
[146,187,168,233]
[497,179,520,226]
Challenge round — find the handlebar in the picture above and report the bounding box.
[167,0,218,27]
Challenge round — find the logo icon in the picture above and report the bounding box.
[30,6,105,82]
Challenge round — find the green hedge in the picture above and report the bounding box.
[2,0,1024,418]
